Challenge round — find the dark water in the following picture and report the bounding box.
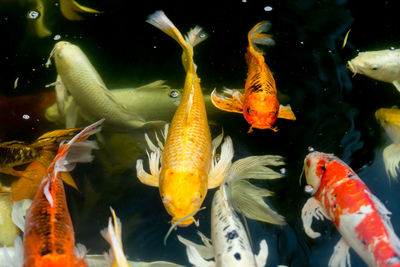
[1,0,400,266]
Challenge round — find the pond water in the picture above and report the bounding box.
[1,0,400,266]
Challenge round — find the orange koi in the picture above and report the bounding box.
[136,11,233,227]
[211,21,296,132]
[302,151,400,267]
[23,119,103,267]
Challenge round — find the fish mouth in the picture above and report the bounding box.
[346,61,358,77]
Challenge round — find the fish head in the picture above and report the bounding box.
[50,41,86,70]
[243,93,279,131]
[346,50,399,82]
[304,151,333,195]
[160,169,207,226]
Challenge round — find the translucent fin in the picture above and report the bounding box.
[65,100,80,129]
[177,232,214,260]
[74,243,87,261]
[393,80,400,93]
[225,155,286,225]
[328,238,351,267]
[382,144,400,180]
[185,26,208,48]
[11,199,32,232]
[60,0,102,21]
[136,152,161,187]
[54,75,67,116]
[248,21,275,52]
[301,197,329,239]
[255,239,269,267]
[13,235,23,267]
[210,88,244,114]
[186,245,216,267]
[277,104,297,121]
[208,136,234,189]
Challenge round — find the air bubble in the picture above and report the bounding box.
[304,185,314,194]
[280,168,286,174]
[27,10,40,19]
[22,114,30,120]
[264,6,273,11]
[307,146,315,152]
[53,35,61,40]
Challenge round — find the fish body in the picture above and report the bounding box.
[347,49,400,93]
[375,107,400,180]
[23,120,102,267]
[302,151,400,267]
[47,41,164,129]
[136,11,233,227]
[211,22,296,132]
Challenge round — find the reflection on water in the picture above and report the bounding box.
[1,0,400,266]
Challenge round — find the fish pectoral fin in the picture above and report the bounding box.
[54,76,68,116]
[178,234,214,260]
[11,199,32,233]
[60,0,102,21]
[383,144,400,181]
[393,80,400,93]
[65,100,80,129]
[136,150,160,187]
[277,104,296,120]
[186,244,216,267]
[328,238,351,267]
[211,88,244,114]
[301,197,328,239]
[208,137,234,189]
[255,239,269,267]
[60,172,78,190]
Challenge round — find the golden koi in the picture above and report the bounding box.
[211,21,296,132]
[347,49,400,93]
[375,106,400,180]
[23,119,103,267]
[136,11,233,227]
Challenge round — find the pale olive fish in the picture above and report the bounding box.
[347,49,400,93]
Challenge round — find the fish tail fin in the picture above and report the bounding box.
[248,21,275,52]
[383,144,400,181]
[43,119,103,206]
[224,155,286,225]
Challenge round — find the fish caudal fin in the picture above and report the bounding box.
[100,207,130,267]
[277,104,296,120]
[208,135,234,188]
[248,21,275,53]
[210,88,244,114]
[383,144,400,180]
[225,155,286,225]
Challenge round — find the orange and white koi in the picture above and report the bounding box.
[136,11,233,227]
[22,119,103,267]
[211,21,296,132]
[302,151,400,267]
[375,106,400,180]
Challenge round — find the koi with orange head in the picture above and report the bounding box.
[22,119,103,267]
[136,11,233,231]
[211,21,296,132]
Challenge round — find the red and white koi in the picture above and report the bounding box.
[302,151,400,267]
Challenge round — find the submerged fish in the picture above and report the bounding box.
[22,119,102,266]
[211,21,296,132]
[375,106,400,180]
[46,41,165,130]
[347,49,400,93]
[178,155,286,267]
[0,193,17,246]
[301,151,400,267]
[136,11,233,227]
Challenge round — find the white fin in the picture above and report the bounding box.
[11,199,32,233]
[54,75,68,116]
[382,144,400,180]
[328,237,351,267]
[393,80,400,93]
[301,197,329,239]
[186,245,215,267]
[43,180,54,207]
[249,21,275,51]
[65,100,80,129]
[255,239,269,267]
[225,155,286,225]
[208,136,234,188]
[13,235,23,267]
[74,243,87,260]
[185,26,208,48]
[136,149,161,187]
[177,232,214,260]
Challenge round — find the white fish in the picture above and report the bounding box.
[46,41,166,130]
[178,155,286,267]
[347,49,400,93]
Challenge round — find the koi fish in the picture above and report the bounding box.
[178,155,286,267]
[46,41,165,130]
[22,119,103,266]
[301,151,400,267]
[211,21,296,132]
[347,49,400,93]
[136,11,234,227]
[375,106,400,180]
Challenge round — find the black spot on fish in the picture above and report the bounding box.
[234,252,241,260]
[226,230,239,241]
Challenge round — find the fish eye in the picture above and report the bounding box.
[246,106,251,114]
[371,64,379,70]
[168,90,179,98]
